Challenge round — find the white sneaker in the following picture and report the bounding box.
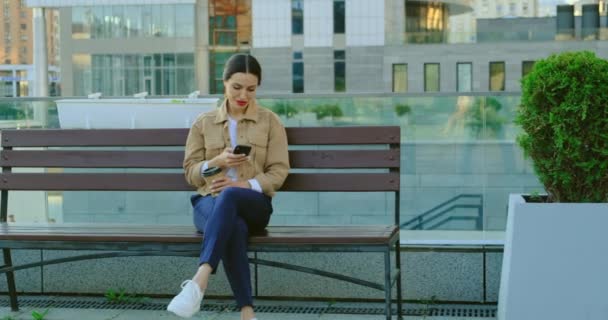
[167,280,204,318]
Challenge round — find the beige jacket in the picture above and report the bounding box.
[183,99,290,197]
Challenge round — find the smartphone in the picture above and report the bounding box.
[233,144,252,156]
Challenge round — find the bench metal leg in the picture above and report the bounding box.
[384,250,392,320]
[2,248,19,311]
[396,241,403,319]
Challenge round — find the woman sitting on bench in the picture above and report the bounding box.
[167,54,290,320]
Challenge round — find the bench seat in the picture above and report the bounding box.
[0,223,398,245]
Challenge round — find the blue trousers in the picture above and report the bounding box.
[191,187,272,308]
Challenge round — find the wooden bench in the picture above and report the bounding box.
[0,126,403,319]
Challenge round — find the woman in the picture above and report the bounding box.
[167,54,290,320]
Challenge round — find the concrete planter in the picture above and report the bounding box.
[56,98,218,129]
[498,194,608,320]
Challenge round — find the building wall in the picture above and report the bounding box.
[252,0,291,48]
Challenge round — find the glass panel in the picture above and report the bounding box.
[176,53,194,67]
[424,63,440,92]
[72,54,92,96]
[522,60,535,78]
[292,0,303,35]
[406,2,445,44]
[334,61,345,92]
[163,68,176,95]
[72,6,91,39]
[112,5,125,38]
[333,0,345,34]
[489,61,505,91]
[162,5,175,37]
[124,6,142,38]
[175,4,194,37]
[293,62,304,93]
[141,5,153,37]
[176,68,195,94]
[457,62,472,92]
[392,64,407,93]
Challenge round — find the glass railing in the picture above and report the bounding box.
[0,94,542,235]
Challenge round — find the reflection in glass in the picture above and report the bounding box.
[392,64,407,93]
[334,50,345,92]
[457,62,472,92]
[406,2,446,43]
[489,61,505,91]
[175,4,194,37]
[333,0,345,34]
[292,0,303,35]
[522,60,535,78]
[209,0,252,46]
[73,53,195,96]
[424,63,439,92]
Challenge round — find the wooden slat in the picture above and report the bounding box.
[282,173,399,191]
[286,126,400,145]
[1,150,399,169]
[0,150,185,168]
[1,126,400,147]
[0,173,399,191]
[289,150,399,168]
[1,129,189,147]
[0,224,397,245]
[0,173,193,191]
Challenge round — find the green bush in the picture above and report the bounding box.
[269,101,299,119]
[394,104,412,117]
[517,51,608,202]
[312,104,343,120]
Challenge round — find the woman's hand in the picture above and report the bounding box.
[208,147,249,169]
[210,177,250,194]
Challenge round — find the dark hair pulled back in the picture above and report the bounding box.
[223,54,262,85]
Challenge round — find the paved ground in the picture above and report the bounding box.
[0,297,496,320]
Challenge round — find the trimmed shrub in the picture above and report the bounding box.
[517,51,608,202]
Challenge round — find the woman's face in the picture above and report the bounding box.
[224,72,259,113]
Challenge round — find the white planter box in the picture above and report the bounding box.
[56,98,219,129]
[498,194,608,320]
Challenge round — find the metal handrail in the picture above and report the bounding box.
[400,194,483,230]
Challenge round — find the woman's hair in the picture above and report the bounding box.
[222,54,262,85]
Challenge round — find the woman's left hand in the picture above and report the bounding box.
[210,177,250,194]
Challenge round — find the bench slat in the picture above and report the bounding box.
[1,129,188,147]
[0,150,399,169]
[286,127,400,145]
[0,224,398,245]
[0,173,399,191]
[1,127,400,147]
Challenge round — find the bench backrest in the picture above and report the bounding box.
[0,126,400,224]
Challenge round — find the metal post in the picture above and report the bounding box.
[384,251,392,320]
[396,241,403,319]
[3,249,18,311]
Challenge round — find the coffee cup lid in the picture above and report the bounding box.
[202,166,222,177]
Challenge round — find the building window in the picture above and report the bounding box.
[392,64,407,93]
[457,62,472,92]
[334,0,345,34]
[424,63,440,92]
[522,60,535,77]
[20,24,26,30]
[334,50,345,92]
[293,51,304,93]
[489,61,505,91]
[292,0,303,35]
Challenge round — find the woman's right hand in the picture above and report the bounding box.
[208,147,249,169]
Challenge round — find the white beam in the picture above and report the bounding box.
[33,7,48,97]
